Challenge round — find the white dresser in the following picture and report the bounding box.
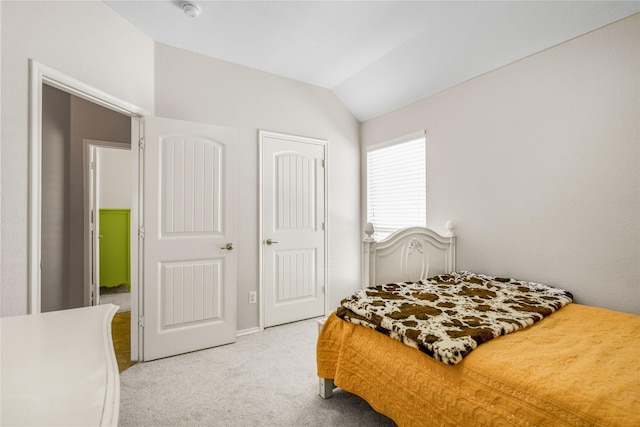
[1,304,120,426]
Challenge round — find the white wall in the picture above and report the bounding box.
[154,44,361,331]
[98,148,132,209]
[361,15,640,315]
[12,1,629,327]
[0,1,154,316]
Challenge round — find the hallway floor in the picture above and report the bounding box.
[112,311,137,373]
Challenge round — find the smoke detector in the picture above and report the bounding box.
[181,1,202,18]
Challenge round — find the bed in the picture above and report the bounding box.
[1,304,120,426]
[316,223,640,426]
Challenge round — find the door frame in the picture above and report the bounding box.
[83,140,131,307]
[28,60,148,359]
[258,130,329,330]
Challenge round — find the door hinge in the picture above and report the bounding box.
[322,222,325,231]
[138,226,145,239]
[139,137,146,150]
[321,159,325,168]
[90,161,96,170]
[138,315,145,328]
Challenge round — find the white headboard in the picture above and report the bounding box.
[362,222,456,287]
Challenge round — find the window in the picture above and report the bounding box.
[366,133,426,240]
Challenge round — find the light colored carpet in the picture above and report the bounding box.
[119,317,396,426]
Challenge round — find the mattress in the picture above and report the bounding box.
[317,303,640,426]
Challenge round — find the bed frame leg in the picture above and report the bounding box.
[319,378,335,399]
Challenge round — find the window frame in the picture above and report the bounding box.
[363,130,427,241]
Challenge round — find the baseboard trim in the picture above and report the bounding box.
[236,327,261,337]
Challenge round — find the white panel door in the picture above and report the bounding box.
[143,117,237,361]
[261,132,326,328]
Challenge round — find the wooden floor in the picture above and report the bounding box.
[111,311,137,373]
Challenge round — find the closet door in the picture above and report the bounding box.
[260,131,327,328]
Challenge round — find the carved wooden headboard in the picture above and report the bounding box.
[362,222,456,287]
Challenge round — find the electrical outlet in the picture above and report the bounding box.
[249,291,257,304]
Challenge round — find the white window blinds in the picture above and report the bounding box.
[367,135,426,240]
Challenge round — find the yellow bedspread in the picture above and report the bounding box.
[317,303,640,427]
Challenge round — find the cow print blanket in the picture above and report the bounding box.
[337,271,573,365]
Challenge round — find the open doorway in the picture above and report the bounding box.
[31,60,146,362]
[41,84,131,312]
[85,141,132,311]
[42,87,136,371]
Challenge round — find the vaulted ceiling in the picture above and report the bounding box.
[104,1,640,121]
